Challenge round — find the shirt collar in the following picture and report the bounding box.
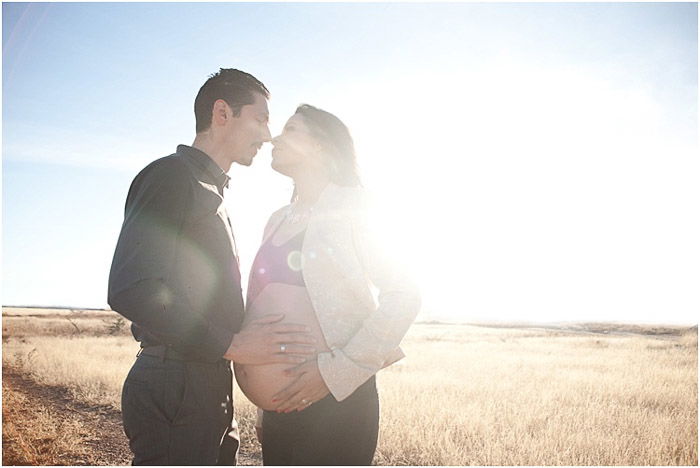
[177,144,231,191]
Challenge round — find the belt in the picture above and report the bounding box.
[137,345,227,365]
[137,345,189,361]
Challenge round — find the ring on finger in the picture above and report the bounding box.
[280,344,287,353]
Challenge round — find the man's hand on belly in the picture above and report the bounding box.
[270,360,330,412]
[224,314,317,365]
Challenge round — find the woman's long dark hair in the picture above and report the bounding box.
[294,104,361,188]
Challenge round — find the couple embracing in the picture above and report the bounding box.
[108,68,420,466]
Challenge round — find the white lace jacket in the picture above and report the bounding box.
[260,183,421,401]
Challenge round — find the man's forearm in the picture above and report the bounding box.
[109,280,232,360]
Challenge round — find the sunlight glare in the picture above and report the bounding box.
[351,62,696,323]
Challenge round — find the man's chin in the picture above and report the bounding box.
[236,154,255,167]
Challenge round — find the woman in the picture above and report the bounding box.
[234,104,420,465]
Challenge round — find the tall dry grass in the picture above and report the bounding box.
[3,336,138,408]
[2,379,92,465]
[373,325,697,465]
[2,315,697,465]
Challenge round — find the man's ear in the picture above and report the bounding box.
[211,99,230,127]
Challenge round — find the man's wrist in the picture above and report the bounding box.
[199,320,236,361]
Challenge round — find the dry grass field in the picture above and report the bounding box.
[2,307,697,465]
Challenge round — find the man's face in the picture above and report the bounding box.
[223,92,271,167]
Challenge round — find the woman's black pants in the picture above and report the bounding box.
[262,376,379,466]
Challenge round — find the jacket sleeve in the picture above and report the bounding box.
[107,159,233,361]
[317,202,421,401]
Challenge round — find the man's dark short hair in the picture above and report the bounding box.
[194,68,270,133]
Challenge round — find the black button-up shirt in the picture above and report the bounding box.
[108,145,244,361]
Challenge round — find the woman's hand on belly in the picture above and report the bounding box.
[270,360,330,413]
[225,314,317,365]
[234,360,304,410]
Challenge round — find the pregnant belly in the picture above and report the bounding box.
[234,283,330,410]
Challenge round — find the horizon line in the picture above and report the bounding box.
[2,304,697,328]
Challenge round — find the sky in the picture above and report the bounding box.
[2,2,698,324]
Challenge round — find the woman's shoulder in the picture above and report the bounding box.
[269,204,291,220]
[260,204,291,238]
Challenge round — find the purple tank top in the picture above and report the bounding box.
[247,225,306,305]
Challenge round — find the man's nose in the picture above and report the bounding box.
[262,125,272,143]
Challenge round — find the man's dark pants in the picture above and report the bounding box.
[121,351,239,465]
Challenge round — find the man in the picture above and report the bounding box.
[108,68,316,465]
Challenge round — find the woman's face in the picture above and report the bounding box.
[271,114,326,178]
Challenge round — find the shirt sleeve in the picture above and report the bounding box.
[316,201,421,401]
[107,158,233,360]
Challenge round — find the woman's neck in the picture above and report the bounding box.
[293,172,330,207]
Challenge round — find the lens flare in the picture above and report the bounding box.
[287,250,303,272]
